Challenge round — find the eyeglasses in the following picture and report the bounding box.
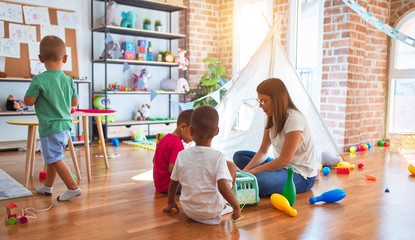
[256,98,268,105]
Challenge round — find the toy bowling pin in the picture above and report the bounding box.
[309,188,346,204]
[282,166,296,206]
[270,193,297,217]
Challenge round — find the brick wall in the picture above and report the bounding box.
[321,0,390,151]
[274,0,289,49]
[390,0,415,27]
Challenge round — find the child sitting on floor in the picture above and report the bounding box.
[163,106,241,224]
[153,109,193,193]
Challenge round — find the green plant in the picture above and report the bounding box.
[190,57,230,108]
[143,18,151,25]
[155,20,162,27]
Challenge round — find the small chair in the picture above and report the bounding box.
[233,172,260,205]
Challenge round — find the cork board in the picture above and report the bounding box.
[2,2,79,78]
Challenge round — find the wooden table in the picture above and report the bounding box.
[6,119,81,187]
[71,110,116,181]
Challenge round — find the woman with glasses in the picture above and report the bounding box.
[233,78,321,197]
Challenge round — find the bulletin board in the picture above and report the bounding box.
[1,1,79,78]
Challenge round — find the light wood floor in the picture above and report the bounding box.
[1,143,414,240]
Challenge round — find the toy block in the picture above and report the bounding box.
[336,168,350,174]
[124,51,135,60]
[121,41,135,52]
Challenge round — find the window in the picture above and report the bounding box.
[388,10,415,134]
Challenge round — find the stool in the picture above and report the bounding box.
[233,172,260,205]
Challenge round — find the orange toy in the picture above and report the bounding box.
[270,193,297,217]
[365,174,377,181]
[408,164,415,175]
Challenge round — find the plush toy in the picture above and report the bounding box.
[95,0,118,27]
[93,96,115,123]
[132,131,147,142]
[6,95,23,111]
[132,67,152,91]
[100,40,121,59]
[174,48,189,71]
[120,11,137,28]
[135,104,151,121]
[160,77,190,93]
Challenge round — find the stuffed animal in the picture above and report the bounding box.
[174,48,189,71]
[6,95,23,111]
[95,0,118,27]
[132,131,147,142]
[100,40,121,59]
[132,67,152,91]
[135,104,151,121]
[120,11,137,28]
[93,96,115,123]
[160,77,190,93]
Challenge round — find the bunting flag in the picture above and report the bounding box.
[137,79,145,89]
[223,80,233,90]
[179,102,195,110]
[150,90,158,101]
[105,33,113,44]
[170,101,179,115]
[343,0,415,47]
[123,62,130,72]
[210,90,221,104]
[114,48,122,59]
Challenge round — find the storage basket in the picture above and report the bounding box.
[233,172,260,205]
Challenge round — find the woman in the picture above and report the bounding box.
[233,78,319,197]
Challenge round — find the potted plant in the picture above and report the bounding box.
[143,18,151,30]
[155,20,162,32]
[190,57,230,108]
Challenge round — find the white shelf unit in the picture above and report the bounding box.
[91,0,188,140]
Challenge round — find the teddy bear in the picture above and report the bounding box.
[95,0,118,27]
[120,11,137,28]
[174,48,189,71]
[135,104,151,121]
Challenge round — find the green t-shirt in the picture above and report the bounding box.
[25,70,78,137]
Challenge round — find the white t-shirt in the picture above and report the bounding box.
[171,146,232,220]
[269,109,318,178]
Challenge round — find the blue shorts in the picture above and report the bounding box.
[40,130,70,164]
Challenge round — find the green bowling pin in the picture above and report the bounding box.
[282,166,296,207]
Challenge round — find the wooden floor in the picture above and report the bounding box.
[1,143,415,240]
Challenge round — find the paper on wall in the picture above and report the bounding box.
[40,25,66,42]
[9,23,37,43]
[0,2,23,23]
[63,47,72,71]
[0,56,5,72]
[57,11,79,29]
[28,41,40,60]
[23,6,50,25]
[0,38,20,58]
[0,21,4,38]
[30,59,46,75]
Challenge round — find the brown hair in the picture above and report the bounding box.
[257,78,298,137]
[39,35,66,61]
[177,109,194,126]
[191,105,219,139]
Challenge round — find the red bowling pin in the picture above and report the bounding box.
[309,188,346,204]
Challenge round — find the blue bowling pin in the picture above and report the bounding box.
[309,188,346,204]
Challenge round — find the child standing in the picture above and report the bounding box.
[24,35,82,201]
[153,109,193,193]
[163,106,241,224]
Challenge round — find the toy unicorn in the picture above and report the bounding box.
[133,67,152,91]
[175,48,189,71]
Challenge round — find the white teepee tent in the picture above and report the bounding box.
[212,25,341,160]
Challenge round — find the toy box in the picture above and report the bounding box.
[233,172,260,205]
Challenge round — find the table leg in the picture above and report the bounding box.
[82,116,91,181]
[67,137,81,183]
[24,125,36,188]
[30,126,37,177]
[94,116,110,169]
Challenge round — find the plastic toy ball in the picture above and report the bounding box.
[367,143,372,149]
[408,164,415,175]
[358,145,365,151]
[322,166,330,175]
[362,144,368,150]
[383,141,389,147]
[349,146,356,153]
[112,138,120,146]
[378,140,385,146]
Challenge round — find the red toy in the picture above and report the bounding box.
[357,163,364,168]
[336,168,350,174]
[5,203,28,225]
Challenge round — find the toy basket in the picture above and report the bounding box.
[233,172,260,205]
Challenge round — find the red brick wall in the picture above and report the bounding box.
[321,0,390,151]
[274,0,289,49]
[390,0,415,27]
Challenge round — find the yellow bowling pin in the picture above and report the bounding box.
[270,193,297,217]
[409,164,415,175]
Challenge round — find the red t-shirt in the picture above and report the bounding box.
[153,134,184,192]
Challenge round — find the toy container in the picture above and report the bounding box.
[233,172,260,205]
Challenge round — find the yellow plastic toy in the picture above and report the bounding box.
[336,161,355,170]
[408,164,415,175]
[270,193,297,217]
